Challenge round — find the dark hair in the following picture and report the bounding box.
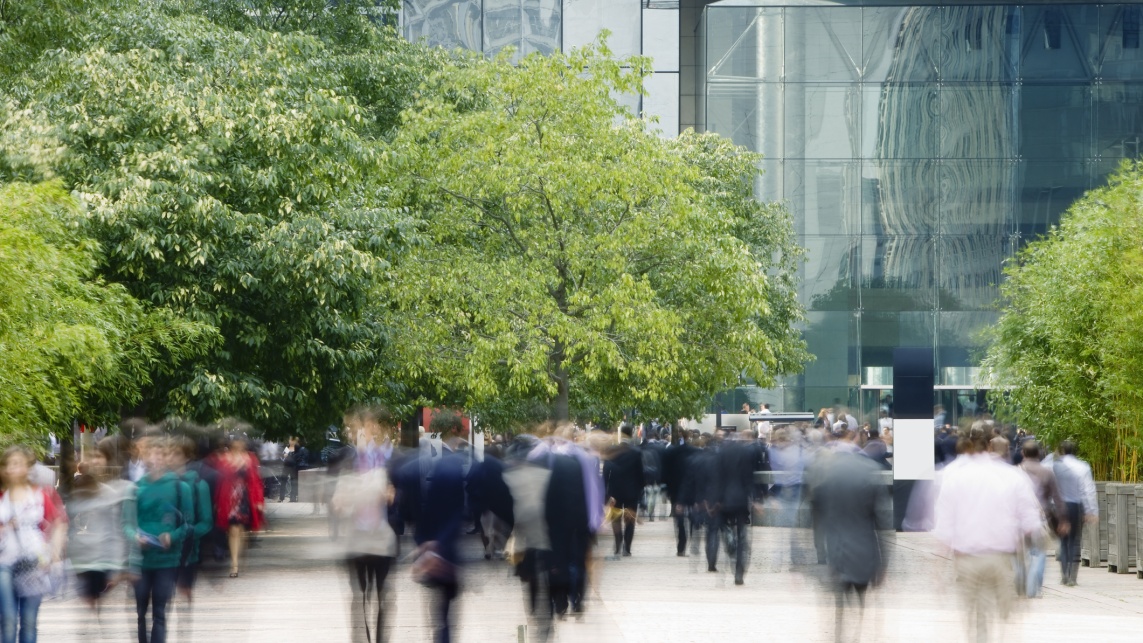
[620,424,633,437]
[1022,440,1042,460]
[867,427,880,439]
[1059,439,1077,456]
[430,411,464,437]
[957,426,989,455]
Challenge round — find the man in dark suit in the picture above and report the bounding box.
[712,432,760,585]
[546,452,589,616]
[603,424,644,559]
[813,449,891,641]
[401,411,467,643]
[662,434,698,556]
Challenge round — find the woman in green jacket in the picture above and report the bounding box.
[124,436,193,643]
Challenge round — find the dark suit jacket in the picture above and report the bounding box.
[716,441,758,513]
[661,443,697,504]
[814,451,890,585]
[400,449,466,565]
[603,442,645,507]
[545,454,589,571]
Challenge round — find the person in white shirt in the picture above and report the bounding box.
[1051,440,1098,586]
[934,426,1042,643]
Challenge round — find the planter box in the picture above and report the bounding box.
[1106,483,1137,573]
[1136,485,1143,579]
[1082,481,1109,568]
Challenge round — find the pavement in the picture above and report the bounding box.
[42,501,1143,642]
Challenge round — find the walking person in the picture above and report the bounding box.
[813,446,891,642]
[711,432,759,586]
[168,435,213,639]
[126,437,194,643]
[1051,439,1098,587]
[400,411,467,643]
[332,406,399,643]
[934,426,1042,642]
[0,445,68,643]
[602,425,643,560]
[662,432,698,557]
[1015,441,1067,598]
[211,436,264,578]
[280,437,308,503]
[66,445,132,621]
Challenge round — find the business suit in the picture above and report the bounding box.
[545,454,589,615]
[712,440,757,584]
[662,442,698,555]
[603,441,644,556]
[813,451,891,640]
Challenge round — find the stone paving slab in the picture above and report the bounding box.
[41,502,1143,642]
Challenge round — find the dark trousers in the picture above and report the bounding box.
[1059,502,1084,584]
[706,510,751,581]
[431,582,459,643]
[611,503,636,555]
[674,504,688,554]
[279,467,299,502]
[347,555,394,643]
[134,567,178,643]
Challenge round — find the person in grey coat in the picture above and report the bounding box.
[812,449,891,642]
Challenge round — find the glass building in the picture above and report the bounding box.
[400,1,1143,422]
[698,1,1143,421]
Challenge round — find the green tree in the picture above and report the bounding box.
[0,0,442,439]
[385,44,808,422]
[0,180,213,447]
[983,160,1143,481]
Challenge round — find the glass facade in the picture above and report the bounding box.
[700,2,1143,419]
[403,0,563,59]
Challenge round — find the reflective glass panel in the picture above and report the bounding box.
[785,7,863,83]
[1093,83,1143,159]
[939,160,1019,236]
[862,84,940,159]
[785,161,862,237]
[938,84,1018,159]
[786,85,861,159]
[1020,85,1092,159]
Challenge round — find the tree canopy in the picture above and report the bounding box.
[384,45,807,423]
[0,0,446,441]
[983,160,1143,482]
[0,180,212,446]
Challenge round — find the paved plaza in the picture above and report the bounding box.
[42,502,1143,642]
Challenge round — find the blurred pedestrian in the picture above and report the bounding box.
[66,445,131,618]
[211,437,264,578]
[168,434,212,635]
[934,426,1041,642]
[127,437,193,643]
[1016,441,1067,598]
[1052,440,1098,587]
[814,447,891,642]
[0,445,68,643]
[710,432,758,585]
[280,437,308,503]
[333,406,398,643]
[662,432,698,557]
[602,425,643,560]
[401,411,467,643]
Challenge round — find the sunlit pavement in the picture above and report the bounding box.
[42,501,1143,642]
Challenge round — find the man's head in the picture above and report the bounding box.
[620,424,634,439]
[1059,439,1077,456]
[868,427,880,440]
[1022,440,1042,461]
[430,410,465,441]
[957,426,989,455]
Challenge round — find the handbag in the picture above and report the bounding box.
[411,544,456,586]
[10,527,52,598]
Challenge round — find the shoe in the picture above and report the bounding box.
[734,577,744,586]
[622,550,632,557]
[229,571,239,578]
[708,565,717,573]
[677,552,687,557]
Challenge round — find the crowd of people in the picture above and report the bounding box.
[0,401,1103,643]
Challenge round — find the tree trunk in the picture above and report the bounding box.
[550,340,570,422]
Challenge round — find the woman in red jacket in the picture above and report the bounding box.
[212,438,264,578]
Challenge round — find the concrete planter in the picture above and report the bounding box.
[1106,482,1137,574]
[1081,481,1109,568]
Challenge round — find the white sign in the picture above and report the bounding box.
[893,418,936,481]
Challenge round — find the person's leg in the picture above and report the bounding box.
[1027,544,1046,598]
[134,569,154,643]
[675,505,688,555]
[148,568,177,643]
[705,512,720,571]
[733,512,750,584]
[433,582,458,643]
[15,594,41,643]
[0,566,20,643]
[290,469,299,502]
[373,557,393,641]
[622,505,635,555]
[346,556,368,643]
[611,510,623,557]
[228,525,244,575]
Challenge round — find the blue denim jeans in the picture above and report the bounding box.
[0,566,42,643]
[134,567,178,643]
[1025,546,1047,597]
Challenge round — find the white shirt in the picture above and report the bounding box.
[1054,455,1098,517]
[934,454,1042,556]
